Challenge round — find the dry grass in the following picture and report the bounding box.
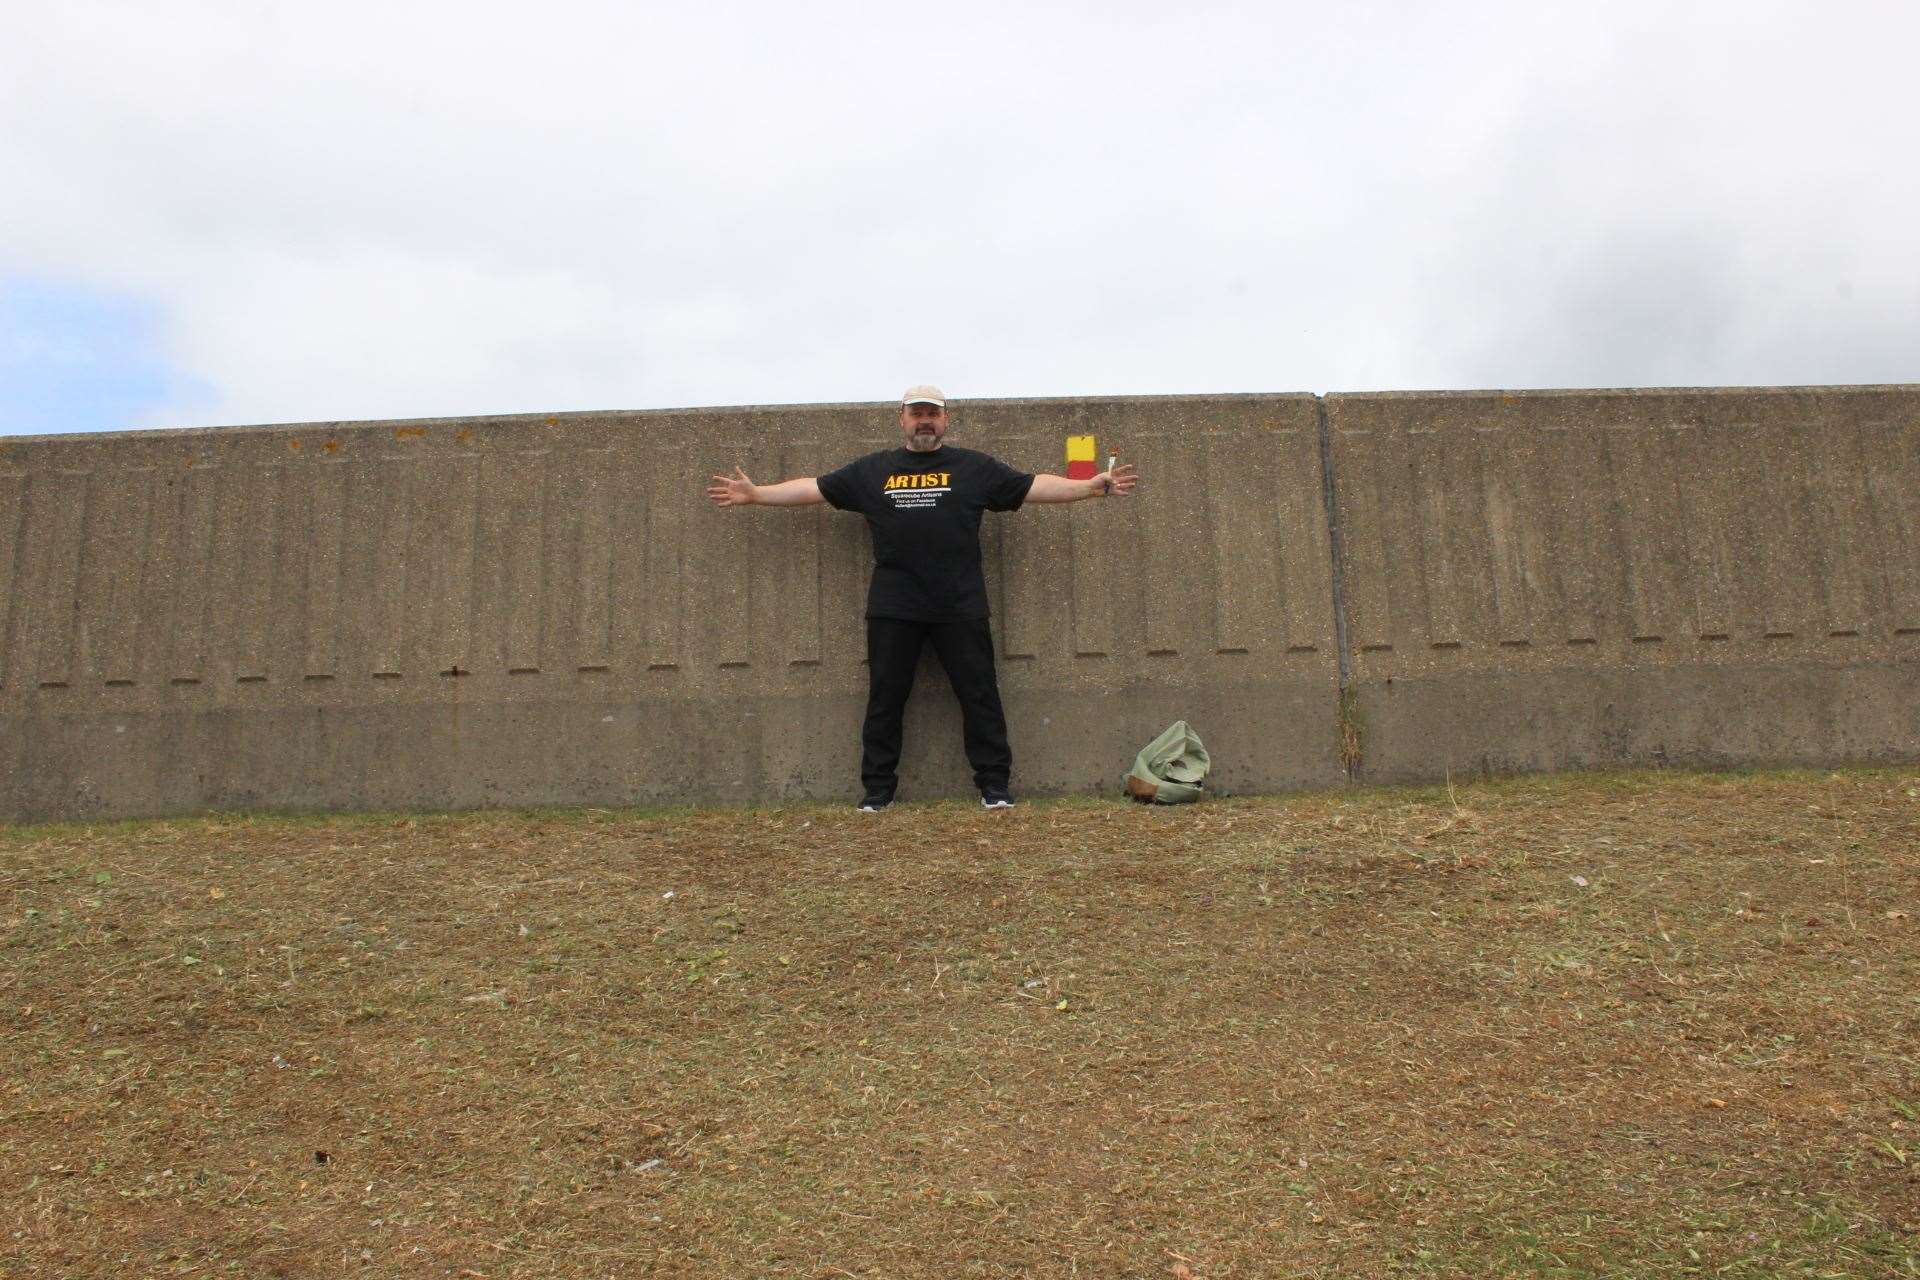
[3,768,1917,1279]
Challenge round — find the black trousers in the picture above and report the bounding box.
[862,617,1011,797]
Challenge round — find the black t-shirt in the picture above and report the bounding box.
[817,445,1035,621]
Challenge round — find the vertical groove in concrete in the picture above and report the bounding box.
[504,451,548,672]
[1806,425,1871,636]
[0,470,26,688]
[1067,502,1112,656]
[230,463,283,681]
[1137,439,1198,658]
[30,470,92,686]
[784,441,824,667]
[305,461,346,677]
[91,466,153,684]
[1315,396,1354,690]
[1275,423,1330,653]
[1202,431,1264,654]
[1871,417,1920,632]
[573,450,614,671]
[995,435,1054,661]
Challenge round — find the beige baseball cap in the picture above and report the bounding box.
[901,384,946,407]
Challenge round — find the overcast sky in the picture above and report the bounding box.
[2,1,1914,436]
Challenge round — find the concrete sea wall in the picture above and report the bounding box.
[1326,388,1920,780]
[2,385,1916,822]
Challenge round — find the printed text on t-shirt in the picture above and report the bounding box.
[884,471,951,509]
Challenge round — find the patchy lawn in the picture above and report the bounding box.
[3,769,1917,1279]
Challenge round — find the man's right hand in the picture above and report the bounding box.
[706,466,757,507]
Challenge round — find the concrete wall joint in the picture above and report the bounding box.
[1314,393,1361,778]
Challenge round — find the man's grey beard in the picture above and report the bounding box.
[906,430,943,452]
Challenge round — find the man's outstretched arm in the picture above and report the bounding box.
[706,467,824,507]
[1024,463,1138,504]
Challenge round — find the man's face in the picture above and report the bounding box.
[900,401,948,452]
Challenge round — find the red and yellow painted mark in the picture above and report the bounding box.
[1065,434,1098,481]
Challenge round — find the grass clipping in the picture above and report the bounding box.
[3,769,1917,1279]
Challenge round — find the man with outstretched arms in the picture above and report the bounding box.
[706,385,1137,811]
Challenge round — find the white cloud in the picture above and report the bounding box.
[2,0,1914,432]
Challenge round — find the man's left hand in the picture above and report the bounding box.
[1096,463,1138,497]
